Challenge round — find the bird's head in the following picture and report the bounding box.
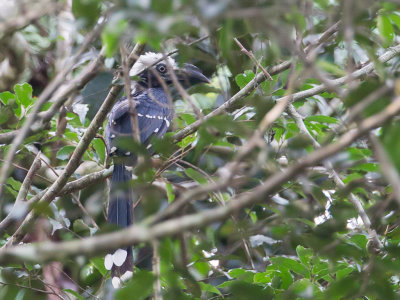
[129,52,210,88]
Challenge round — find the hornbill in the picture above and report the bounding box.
[103,52,209,288]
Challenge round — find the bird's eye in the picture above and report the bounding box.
[157,64,167,73]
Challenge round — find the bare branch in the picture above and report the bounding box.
[234,37,273,80]
[152,240,162,300]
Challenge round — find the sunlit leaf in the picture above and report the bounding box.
[56,145,76,160]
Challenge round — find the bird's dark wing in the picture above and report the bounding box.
[105,92,171,159]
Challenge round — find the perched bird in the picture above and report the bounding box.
[104,52,209,288]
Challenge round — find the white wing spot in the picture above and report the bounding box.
[154,127,159,133]
[113,249,128,267]
[112,277,122,289]
[121,271,133,282]
[125,151,131,156]
[111,134,116,139]
[164,118,170,127]
[104,254,113,270]
[138,113,143,117]
[110,147,117,153]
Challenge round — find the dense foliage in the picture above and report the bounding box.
[1,0,400,299]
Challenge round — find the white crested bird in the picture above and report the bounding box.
[104,52,209,288]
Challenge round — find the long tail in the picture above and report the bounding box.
[104,164,134,288]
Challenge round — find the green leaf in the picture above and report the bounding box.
[177,133,196,148]
[349,162,379,172]
[179,113,196,125]
[63,289,85,300]
[56,145,76,160]
[273,127,284,142]
[73,219,91,236]
[288,278,322,298]
[317,60,346,77]
[336,267,354,280]
[184,168,208,185]
[0,91,21,118]
[229,281,274,300]
[228,268,254,283]
[270,257,309,278]
[80,263,101,285]
[381,121,400,172]
[349,234,368,250]
[92,138,105,163]
[305,115,338,124]
[377,14,394,47]
[235,70,255,89]
[14,83,33,108]
[151,0,173,13]
[115,269,154,300]
[198,282,222,296]
[165,182,175,203]
[0,91,16,105]
[277,268,293,289]
[0,106,14,125]
[253,271,274,284]
[347,147,372,160]
[72,0,101,28]
[101,18,128,57]
[390,13,400,30]
[296,245,313,267]
[7,177,21,192]
[342,173,363,184]
[90,257,107,276]
[217,280,234,288]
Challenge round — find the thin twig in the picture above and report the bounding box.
[152,240,162,300]
[234,38,273,80]
[121,46,141,144]
[162,48,203,120]
[0,281,62,297]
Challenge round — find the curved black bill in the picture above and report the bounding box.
[176,63,210,86]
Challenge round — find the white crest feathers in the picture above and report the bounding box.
[129,52,177,76]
